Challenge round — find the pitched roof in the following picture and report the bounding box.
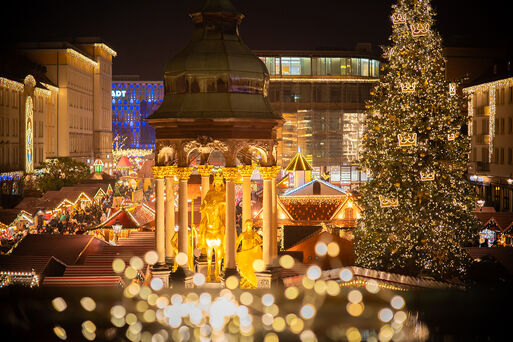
[283,179,346,196]
[280,196,346,222]
[286,230,355,269]
[474,212,513,232]
[116,156,134,168]
[11,235,107,265]
[282,225,321,250]
[0,255,65,277]
[285,152,313,172]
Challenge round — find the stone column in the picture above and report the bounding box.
[164,166,176,265]
[222,167,240,277]
[238,165,254,227]
[151,166,170,288]
[176,167,193,270]
[271,166,281,261]
[197,164,213,204]
[152,166,166,266]
[259,166,279,267]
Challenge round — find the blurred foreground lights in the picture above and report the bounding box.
[144,250,158,265]
[327,242,340,257]
[326,280,340,296]
[240,292,253,306]
[394,311,407,324]
[390,295,405,310]
[82,320,96,334]
[112,258,125,273]
[175,252,188,266]
[299,304,316,320]
[272,316,286,332]
[289,317,305,334]
[378,325,394,342]
[111,305,126,319]
[226,275,239,289]
[264,332,279,342]
[314,242,328,256]
[124,266,137,279]
[279,254,295,269]
[346,327,361,342]
[339,268,353,281]
[150,277,163,291]
[262,313,274,326]
[300,330,317,342]
[378,308,393,323]
[80,297,96,312]
[261,293,275,306]
[53,326,67,340]
[346,303,364,317]
[347,290,363,304]
[52,297,67,312]
[129,256,144,271]
[365,280,380,294]
[252,259,265,272]
[284,286,299,300]
[306,265,321,280]
[193,273,206,286]
[199,292,212,306]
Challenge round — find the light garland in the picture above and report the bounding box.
[66,48,98,68]
[410,22,430,37]
[34,87,51,99]
[463,77,513,163]
[339,279,407,292]
[269,77,379,83]
[41,82,59,93]
[378,195,398,208]
[94,43,118,57]
[0,77,24,91]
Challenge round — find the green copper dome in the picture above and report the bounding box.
[149,0,280,121]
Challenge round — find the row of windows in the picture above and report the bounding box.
[260,57,380,77]
[0,90,20,108]
[0,144,19,167]
[113,83,163,89]
[0,117,19,137]
[473,117,513,135]
[268,83,373,104]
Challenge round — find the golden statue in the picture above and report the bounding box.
[236,219,263,288]
[197,173,226,281]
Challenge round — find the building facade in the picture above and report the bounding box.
[18,40,115,165]
[464,74,513,212]
[255,48,380,187]
[111,77,161,150]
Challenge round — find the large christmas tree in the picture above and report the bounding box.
[355,0,479,280]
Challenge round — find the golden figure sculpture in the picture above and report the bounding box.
[197,173,226,281]
[236,219,263,288]
[169,224,198,272]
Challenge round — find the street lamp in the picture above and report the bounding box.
[477,199,485,211]
[112,219,122,245]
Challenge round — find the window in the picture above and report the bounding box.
[281,57,311,76]
[504,189,510,210]
[509,118,513,134]
[494,186,500,202]
[500,148,504,164]
[508,148,512,165]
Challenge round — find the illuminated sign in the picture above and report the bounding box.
[111,90,127,97]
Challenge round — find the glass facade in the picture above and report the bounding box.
[260,56,379,77]
[261,53,380,188]
[111,81,163,149]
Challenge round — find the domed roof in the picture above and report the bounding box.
[148,0,281,121]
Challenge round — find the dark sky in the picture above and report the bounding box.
[5,0,512,80]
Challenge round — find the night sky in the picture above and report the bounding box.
[5,0,512,80]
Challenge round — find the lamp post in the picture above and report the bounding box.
[477,199,485,212]
[112,220,122,245]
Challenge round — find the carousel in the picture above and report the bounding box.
[147,0,283,288]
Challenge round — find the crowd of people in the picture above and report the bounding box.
[34,195,114,235]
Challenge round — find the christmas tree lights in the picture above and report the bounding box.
[355,0,480,280]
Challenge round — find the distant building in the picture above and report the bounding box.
[464,61,513,212]
[255,47,380,188]
[17,39,116,166]
[111,76,161,150]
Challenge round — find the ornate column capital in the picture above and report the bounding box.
[152,166,167,179]
[197,164,214,177]
[163,165,177,178]
[222,167,240,182]
[238,164,255,178]
[176,167,193,181]
[259,166,280,180]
